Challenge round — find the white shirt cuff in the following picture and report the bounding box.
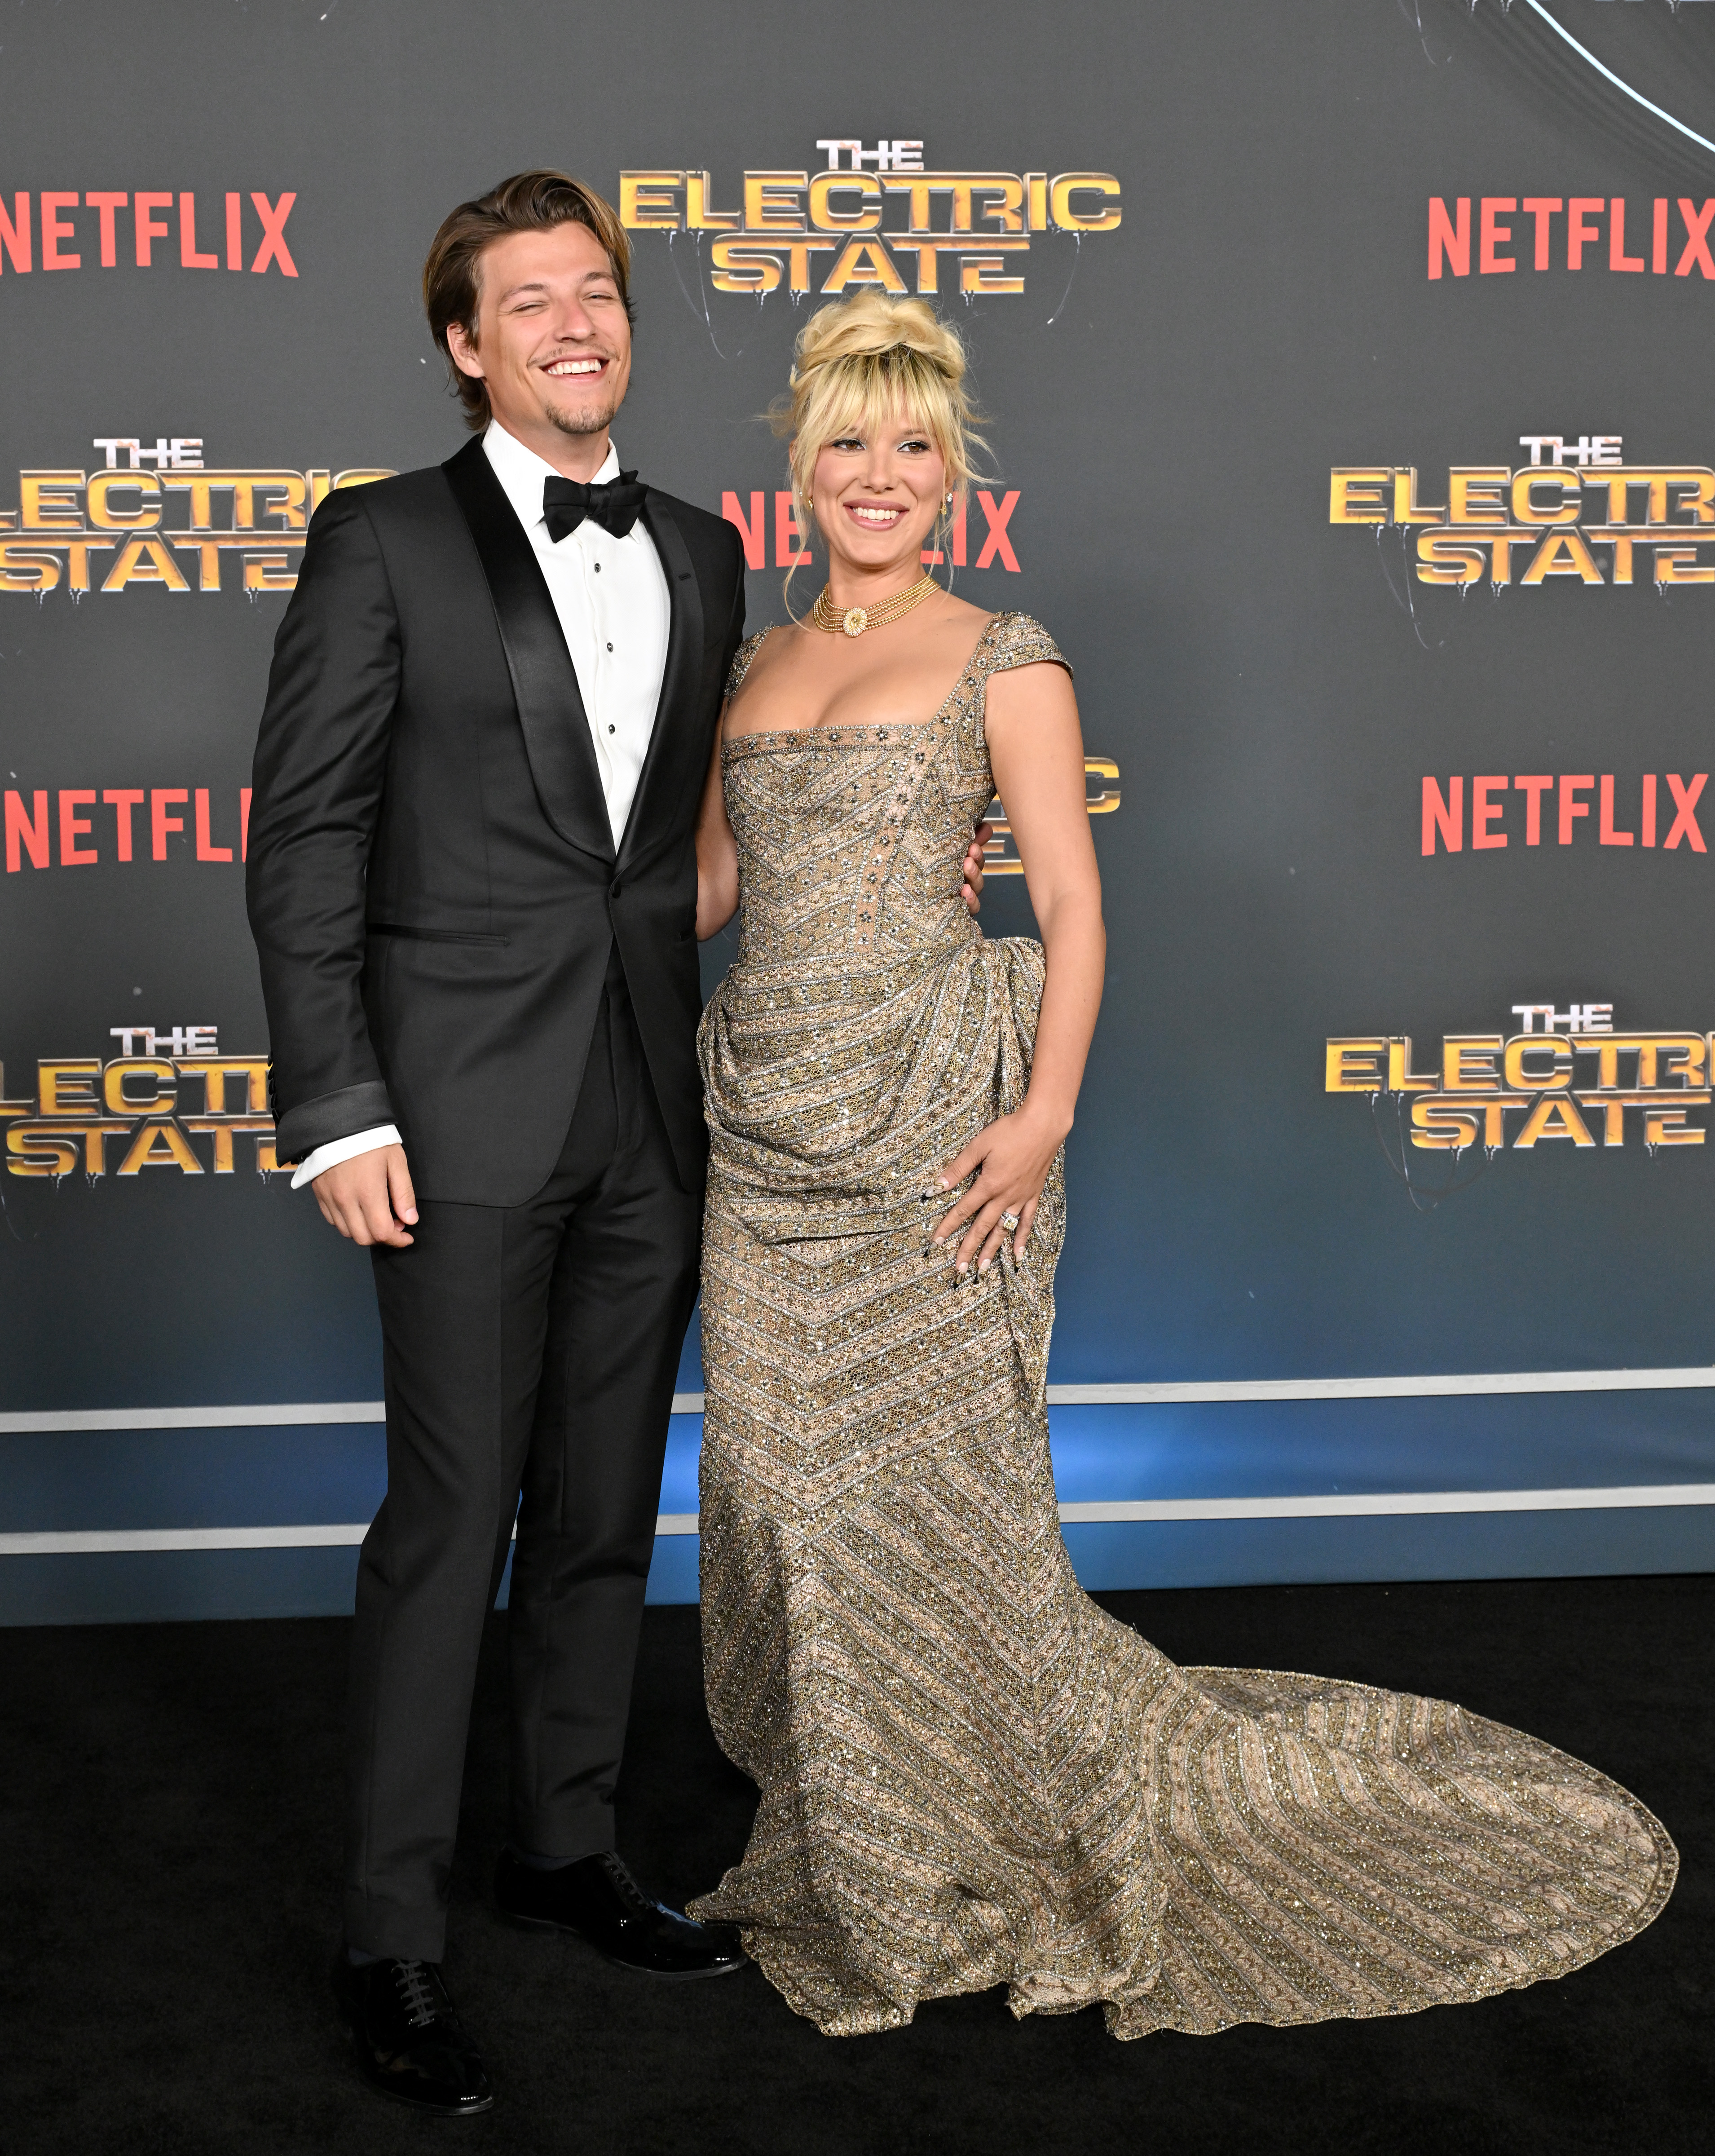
[290,1124,403,1190]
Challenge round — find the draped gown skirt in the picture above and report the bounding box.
[688,614,1675,2038]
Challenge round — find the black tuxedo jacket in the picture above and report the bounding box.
[246,437,745,1206]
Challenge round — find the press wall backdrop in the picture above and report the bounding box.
[5,0,1715,1622]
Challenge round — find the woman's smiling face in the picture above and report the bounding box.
[810,412,948,578]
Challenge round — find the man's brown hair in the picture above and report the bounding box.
[423,171,635,430]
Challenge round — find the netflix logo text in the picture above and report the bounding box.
[4,787,251,872]
[722,488,1021,572]
[1421,775,1707,857]
[1428,196,1715,281]
[0,191,297,276]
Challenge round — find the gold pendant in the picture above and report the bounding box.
[842,607,868,637]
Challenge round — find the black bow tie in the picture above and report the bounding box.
[542,471,646,543]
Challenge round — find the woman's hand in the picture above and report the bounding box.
[928,1101,1068,1275]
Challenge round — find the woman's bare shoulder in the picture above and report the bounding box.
[926,592,992,640]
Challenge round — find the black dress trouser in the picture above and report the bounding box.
[344,958,702,1961]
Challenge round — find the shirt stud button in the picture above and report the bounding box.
[606,642,614,652]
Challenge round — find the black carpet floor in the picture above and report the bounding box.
[4,1575,1709,2156]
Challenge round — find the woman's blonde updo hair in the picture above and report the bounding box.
[771,292,988,586]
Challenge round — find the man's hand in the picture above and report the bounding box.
[312,1143,419,1247]
[961,820,995,913]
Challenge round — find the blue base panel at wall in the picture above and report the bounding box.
[2,1389,1713,1626]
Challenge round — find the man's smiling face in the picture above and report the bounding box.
[447,220,632,463]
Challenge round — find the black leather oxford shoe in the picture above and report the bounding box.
[494,1848,746,1979]
[333,1953,494,2115]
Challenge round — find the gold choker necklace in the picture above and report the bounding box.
[811,574,937,639]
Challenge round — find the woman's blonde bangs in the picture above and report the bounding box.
[789,349,973,512]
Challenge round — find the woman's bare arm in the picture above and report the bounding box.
[695,716,740,941]
[930,661,1106,1272]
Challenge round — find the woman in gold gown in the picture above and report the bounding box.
[686,293,1675,2039]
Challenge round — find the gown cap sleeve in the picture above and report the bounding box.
[985,612,1071,680]
[726,629,771,700]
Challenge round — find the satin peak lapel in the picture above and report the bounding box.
[442,437,613,863]
[617,491,705,869]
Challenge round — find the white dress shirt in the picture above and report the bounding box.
[480,419,670,845]
[291,420,671,1190]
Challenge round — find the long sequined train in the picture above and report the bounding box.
[688,613,1675,2037]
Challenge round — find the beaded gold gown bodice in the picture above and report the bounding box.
[688,612,1674,2040]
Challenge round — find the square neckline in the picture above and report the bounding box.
[720,612,1005,756]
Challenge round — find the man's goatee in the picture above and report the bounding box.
[548,397,620,438]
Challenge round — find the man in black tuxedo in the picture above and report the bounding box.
[247,172,748,2116]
